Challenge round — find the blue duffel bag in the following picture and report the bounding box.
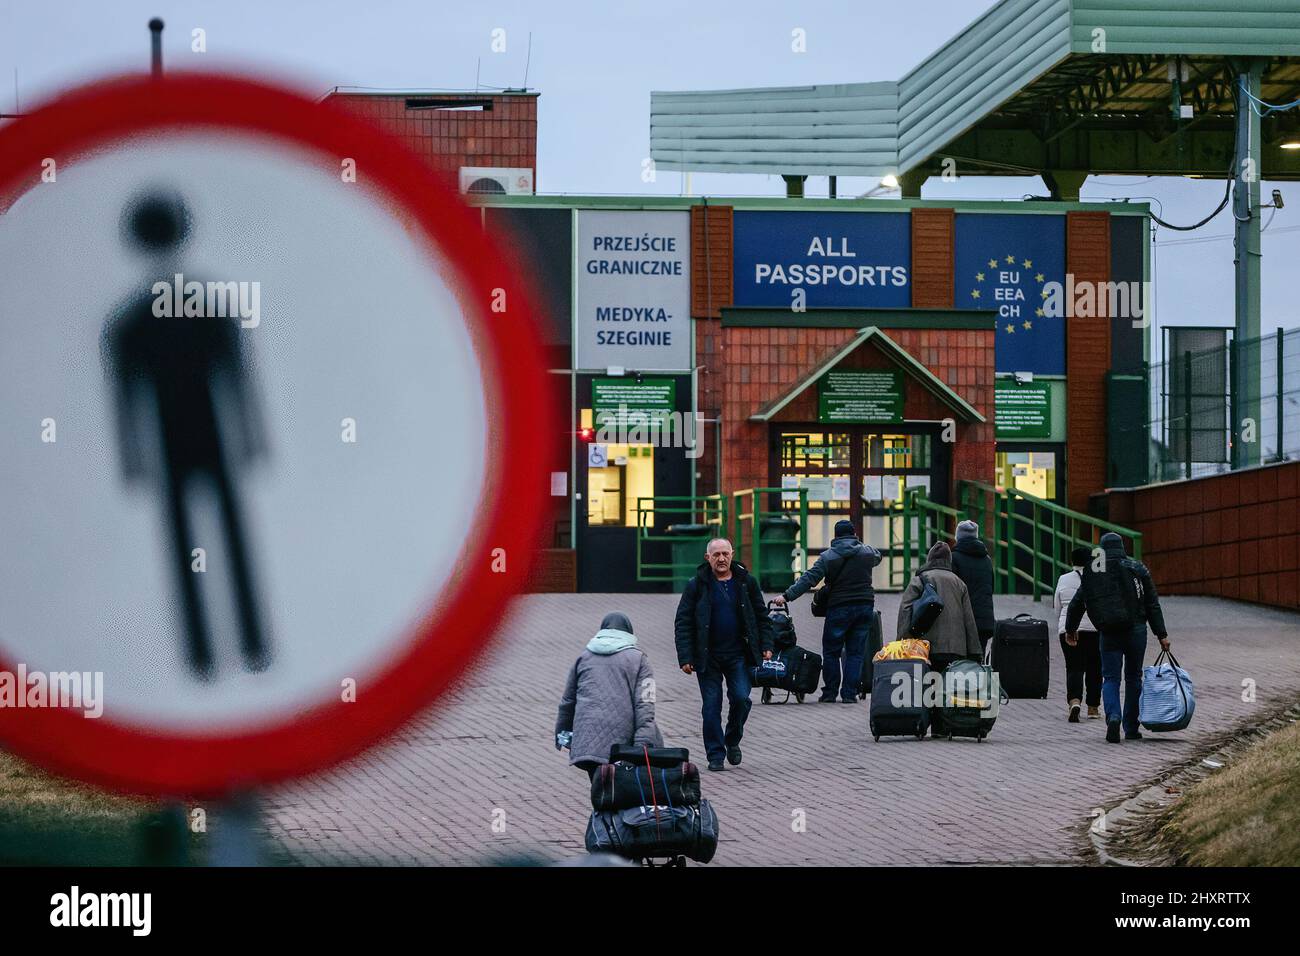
[1139,650,1195,732]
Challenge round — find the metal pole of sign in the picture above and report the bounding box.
[149,18,164,78]
[208,791,266,866]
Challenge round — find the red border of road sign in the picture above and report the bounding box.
[0,73,553,797]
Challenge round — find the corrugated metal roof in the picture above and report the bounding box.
[650,82,898,176]
[649,0,1300,178]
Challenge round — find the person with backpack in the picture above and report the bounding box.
[1065,532,1171,743]
[674,538,774,772]
[771,518,882,703]
[951,519,996,656]
[1053,546,1102,723]
[896,541,982,735]
[555,612,663,780]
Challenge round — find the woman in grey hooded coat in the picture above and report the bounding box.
[555,612,664,778]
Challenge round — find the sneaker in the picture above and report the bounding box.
[1068,701,1081,723]
[726,746,742,766]
[1106,722,1121,743]
[1087,706,1101,719]
[706,761,726,772]
[1125,730,1144,741]
[818,693,837,703]
[839,696,858,704]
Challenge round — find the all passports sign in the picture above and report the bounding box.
[575,210,691,371]
[733,210,911,309]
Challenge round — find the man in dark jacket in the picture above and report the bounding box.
[1066,532,1171,743]
[773,518,882,702]
[674,538,774,772]
[951,519,995,654]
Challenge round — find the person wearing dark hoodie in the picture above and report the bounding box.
[772,518,882,703]
[951,519,996,655]
[897,541,983,735]
[1066,532,1170,743]
[555,612,663,780]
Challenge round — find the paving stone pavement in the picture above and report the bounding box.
[261,592,1300,866]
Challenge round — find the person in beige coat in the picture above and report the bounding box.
[896,541,983,672]
[896,541,983,736]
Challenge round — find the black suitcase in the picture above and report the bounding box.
[868,658,931,740]
[990,613,1050,698]
[591,760,701,812]
[585,798,720,864]
[857,608,884,698]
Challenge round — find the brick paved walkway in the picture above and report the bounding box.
[261,593,1300,865]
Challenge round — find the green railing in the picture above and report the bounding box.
[960,481,1142,599]
[894,488,966,590]
[732,487,810,591]
[634,494,727,584]
[896,481,1142,599]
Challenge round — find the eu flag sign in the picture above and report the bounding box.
[954,213,1066,375]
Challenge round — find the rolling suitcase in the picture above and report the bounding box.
[939,660,1003,741]
[869,658,931,740]
[990,613,1050,698]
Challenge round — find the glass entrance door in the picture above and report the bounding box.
[773,424,949,588]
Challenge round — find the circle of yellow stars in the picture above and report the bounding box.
[970,253,1048,334]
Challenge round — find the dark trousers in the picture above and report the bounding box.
[577,760,600,781]
[1059,631,1101,707]
[696,655,752,764]
[1100,624,1147,734]
[822,601,873,699]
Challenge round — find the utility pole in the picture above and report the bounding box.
[1233,58,1264,468]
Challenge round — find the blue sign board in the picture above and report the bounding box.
[954,213,1066,375]
[733,211,911,309]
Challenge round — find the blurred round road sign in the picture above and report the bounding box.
[0,74,551,796]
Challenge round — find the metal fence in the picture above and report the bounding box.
[1113,326,1300,484]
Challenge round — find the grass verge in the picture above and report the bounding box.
[1159,719,1300,866]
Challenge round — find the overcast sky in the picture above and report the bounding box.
[3,0,1297,354]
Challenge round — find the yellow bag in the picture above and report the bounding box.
[873,638,931,663]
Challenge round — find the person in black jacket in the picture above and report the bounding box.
[1066,532,1171,743]
[773,519,882,702]
[951,519,995,655]
[674,538,774,772]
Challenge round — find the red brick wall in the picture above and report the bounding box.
[327,92,537,184]
[911,208,955,308]
[720,326,995,496]
[1065,211,1112,512]
[1096,462,1300,610]
[691,204,733,318]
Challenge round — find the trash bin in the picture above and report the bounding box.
[664,523,713,593]
[757,515,800,590]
